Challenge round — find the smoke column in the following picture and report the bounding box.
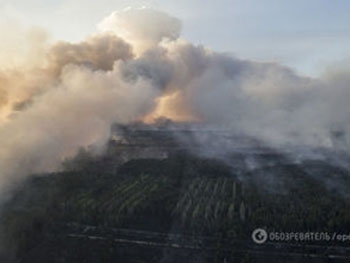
[0,8,349,196]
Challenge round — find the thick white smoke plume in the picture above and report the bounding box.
[0,8,349,195]
[98,8,181,55]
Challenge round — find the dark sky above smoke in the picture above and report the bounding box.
[0,8,349,194]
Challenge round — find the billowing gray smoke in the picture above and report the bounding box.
[0,8,349,196]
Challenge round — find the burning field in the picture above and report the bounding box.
[1,8,350,192]
[0,7,349,263]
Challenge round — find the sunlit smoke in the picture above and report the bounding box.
[0,8,349,196]
[97,8,181,56]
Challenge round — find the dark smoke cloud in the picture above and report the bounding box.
[47,34,133,75]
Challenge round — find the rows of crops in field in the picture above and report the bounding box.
[63,173,171,226]
[173,176,246,232]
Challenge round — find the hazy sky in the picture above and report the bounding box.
[1,0,350,76]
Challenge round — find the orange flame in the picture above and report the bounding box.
[143,92,197,123]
